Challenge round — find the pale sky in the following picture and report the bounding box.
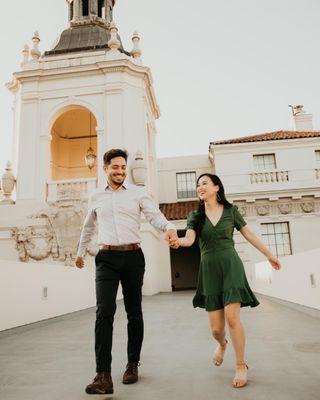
[1,0,320,173]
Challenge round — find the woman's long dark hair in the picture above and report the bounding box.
[196,173,232,236]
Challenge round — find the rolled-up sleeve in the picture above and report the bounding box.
[139,190,176,232]
[76,196,97,257]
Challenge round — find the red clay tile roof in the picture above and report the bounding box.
[210,130,320,145]
[160,201,198,221]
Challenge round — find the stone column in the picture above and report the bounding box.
[106,0,113,23]
[38,133,52,200]
[74,0,81,19]
[96,127,106,186]
[90,0,98,16]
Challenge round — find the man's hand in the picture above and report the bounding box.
[164,229,178,245]
[169,238,180,249]
[75,256,85,269]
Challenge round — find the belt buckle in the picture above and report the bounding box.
[118,245,126,251]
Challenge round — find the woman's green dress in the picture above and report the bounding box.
[186,205,259,312]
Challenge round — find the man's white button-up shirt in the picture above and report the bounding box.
[77,181,175,257]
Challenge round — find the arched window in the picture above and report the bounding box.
[98,0,105,18]
[82,0,89,16]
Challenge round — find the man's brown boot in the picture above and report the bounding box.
[122,362,140,384]
[85,372,114,394]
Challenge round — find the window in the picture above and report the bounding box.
[261,222,292,257]
[253,154,276,171]
[176,172,197,199]
[82,0,89,16]
[98,0,105,18]
[315,150,320,163]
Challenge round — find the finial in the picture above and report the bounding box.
[108,21,120,51]
[21,44,30,67]
[131,31,142,59]
[30,31,41,60]
[1,161,16,205]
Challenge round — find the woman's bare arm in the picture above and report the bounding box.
[239,225,281,270]
[170,229,196,248]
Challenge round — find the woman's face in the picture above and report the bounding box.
[197,175,219,201]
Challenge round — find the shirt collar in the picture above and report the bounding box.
[105,181,128,191]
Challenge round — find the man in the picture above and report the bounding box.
[75,148,177,395]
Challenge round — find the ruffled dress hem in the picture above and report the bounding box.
[193,287,260,312]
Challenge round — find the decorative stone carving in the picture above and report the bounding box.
[12,188,98,266]
[30,31,41,60]
[237,206,247,217]
[278,203,292,215]
[12,226,57,262]
[301,202,314,213]
[21,44,30,68]
[108,21,120,51]
[131,150,147,186]
[1,161,16,205]
[131,31,142,60]
[256,205,270,216]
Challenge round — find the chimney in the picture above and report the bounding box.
[289,104,313,131]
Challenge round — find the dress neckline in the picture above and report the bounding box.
[205,206,225,228]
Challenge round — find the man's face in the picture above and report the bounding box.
[103,156,127,186]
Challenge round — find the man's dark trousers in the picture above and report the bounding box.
[94,248,145,372]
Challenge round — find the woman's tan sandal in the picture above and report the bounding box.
[233,362,249,388]
[213,339,228,366]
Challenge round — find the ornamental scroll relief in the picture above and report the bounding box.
[11,188,98,266]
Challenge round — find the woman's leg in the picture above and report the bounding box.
[208,309,227,365]
[224,303,248,387]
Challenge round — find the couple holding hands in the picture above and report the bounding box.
[75,148,281,395]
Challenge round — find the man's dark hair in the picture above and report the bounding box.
[103,149,128,165]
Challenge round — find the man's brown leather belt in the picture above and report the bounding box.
[99,244,141,251]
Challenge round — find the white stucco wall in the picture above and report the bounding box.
[0,259,96,331]
[252,248,320,310]
[157,155,212,204]
[211,138,320,197]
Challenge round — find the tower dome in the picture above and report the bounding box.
[45,0,127,56]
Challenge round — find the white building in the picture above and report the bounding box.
[1,2,319,332]
[157,109,320,308]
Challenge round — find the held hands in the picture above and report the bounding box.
[75,256,85,269]
[164,229,180,249]
[268,254,281,270]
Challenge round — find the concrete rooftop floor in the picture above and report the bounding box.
[0,292,319,400]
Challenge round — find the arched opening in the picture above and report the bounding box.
[50,106,98,180]
[82,0,89,16]
[69,0,74,21]
[98,0,105,18]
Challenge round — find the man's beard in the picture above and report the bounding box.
[109,174,125,187]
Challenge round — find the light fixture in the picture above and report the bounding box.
[85,112,97,170]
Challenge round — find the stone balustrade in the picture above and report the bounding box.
[46,177,98,202]
[250,170,289,184]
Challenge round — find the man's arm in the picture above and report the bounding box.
[75,199,96,267]
[139,190,177,235]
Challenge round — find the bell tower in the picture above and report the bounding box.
[6,0,160,204]
[3,0,171,297]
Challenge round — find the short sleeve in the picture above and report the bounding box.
[185,211,199,231]
[233,205,247,231]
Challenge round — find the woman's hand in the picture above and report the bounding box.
[268,255,281,270]
[169,238,180,249]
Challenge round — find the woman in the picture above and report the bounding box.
[170,173,281,388]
